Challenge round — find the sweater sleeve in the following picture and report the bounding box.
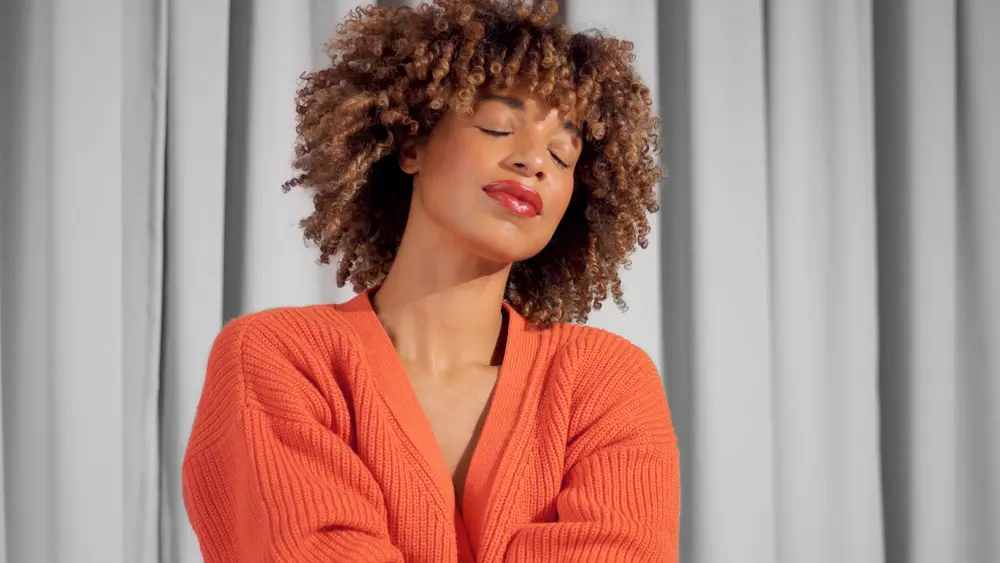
[504,335,681,563]
[181,315,405,563]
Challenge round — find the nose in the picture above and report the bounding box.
[504,146,546,181]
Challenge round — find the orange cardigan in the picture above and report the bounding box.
[182,290,680,562]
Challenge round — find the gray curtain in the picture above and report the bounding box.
[0,0,997,562]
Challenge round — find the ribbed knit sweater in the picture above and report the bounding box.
[182,289,680,562]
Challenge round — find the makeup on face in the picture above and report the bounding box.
[475,96,581,167]
[481,179,544,218]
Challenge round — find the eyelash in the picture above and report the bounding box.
[478,128,570,169]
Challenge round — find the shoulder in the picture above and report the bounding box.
[210,303,364,361]
[203,303,367,425]
[540,322,662,394]
[206,303,369,395]
[538,323,673,445]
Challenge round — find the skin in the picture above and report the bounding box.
[371,84,582,513]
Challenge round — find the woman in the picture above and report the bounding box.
[182,1,680,561]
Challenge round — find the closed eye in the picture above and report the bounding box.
[550,153,569,168]
[478,128,571,169]
[478,127,511,137]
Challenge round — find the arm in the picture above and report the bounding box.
[504,337,681,563]
[182,316,404,563]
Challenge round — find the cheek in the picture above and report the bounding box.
[544,183,575,226]
[425,131,492,179]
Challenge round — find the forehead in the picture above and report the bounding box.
[476,84,580,122]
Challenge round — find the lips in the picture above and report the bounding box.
[482,180,544,218]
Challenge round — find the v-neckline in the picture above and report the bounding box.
[341,288,534,528]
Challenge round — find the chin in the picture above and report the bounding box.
[463,224,543,266]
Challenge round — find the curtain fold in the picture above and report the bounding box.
[874,2,960,562]
[684,2,778,560]
[0,0,138,561]
[2,1,57,561]
[48,0,128,554]
[767,1,884,561]
[955,3,1000,561]
[0,1,997,562]
[159,1,231,561]
[122,0,168,561]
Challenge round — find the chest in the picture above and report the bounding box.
[404,364,499,496]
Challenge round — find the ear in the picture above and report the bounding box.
[398,134,423,175]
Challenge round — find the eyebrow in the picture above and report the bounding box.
[483,95,583,140]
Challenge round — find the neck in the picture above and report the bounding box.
[372,215,512,375]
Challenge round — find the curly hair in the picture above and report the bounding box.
[283,0,661,328]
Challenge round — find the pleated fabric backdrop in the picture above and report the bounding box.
[0,0,997,562]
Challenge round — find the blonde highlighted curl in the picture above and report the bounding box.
[284,0,661,328]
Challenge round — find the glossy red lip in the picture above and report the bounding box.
[482,180,543,218]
